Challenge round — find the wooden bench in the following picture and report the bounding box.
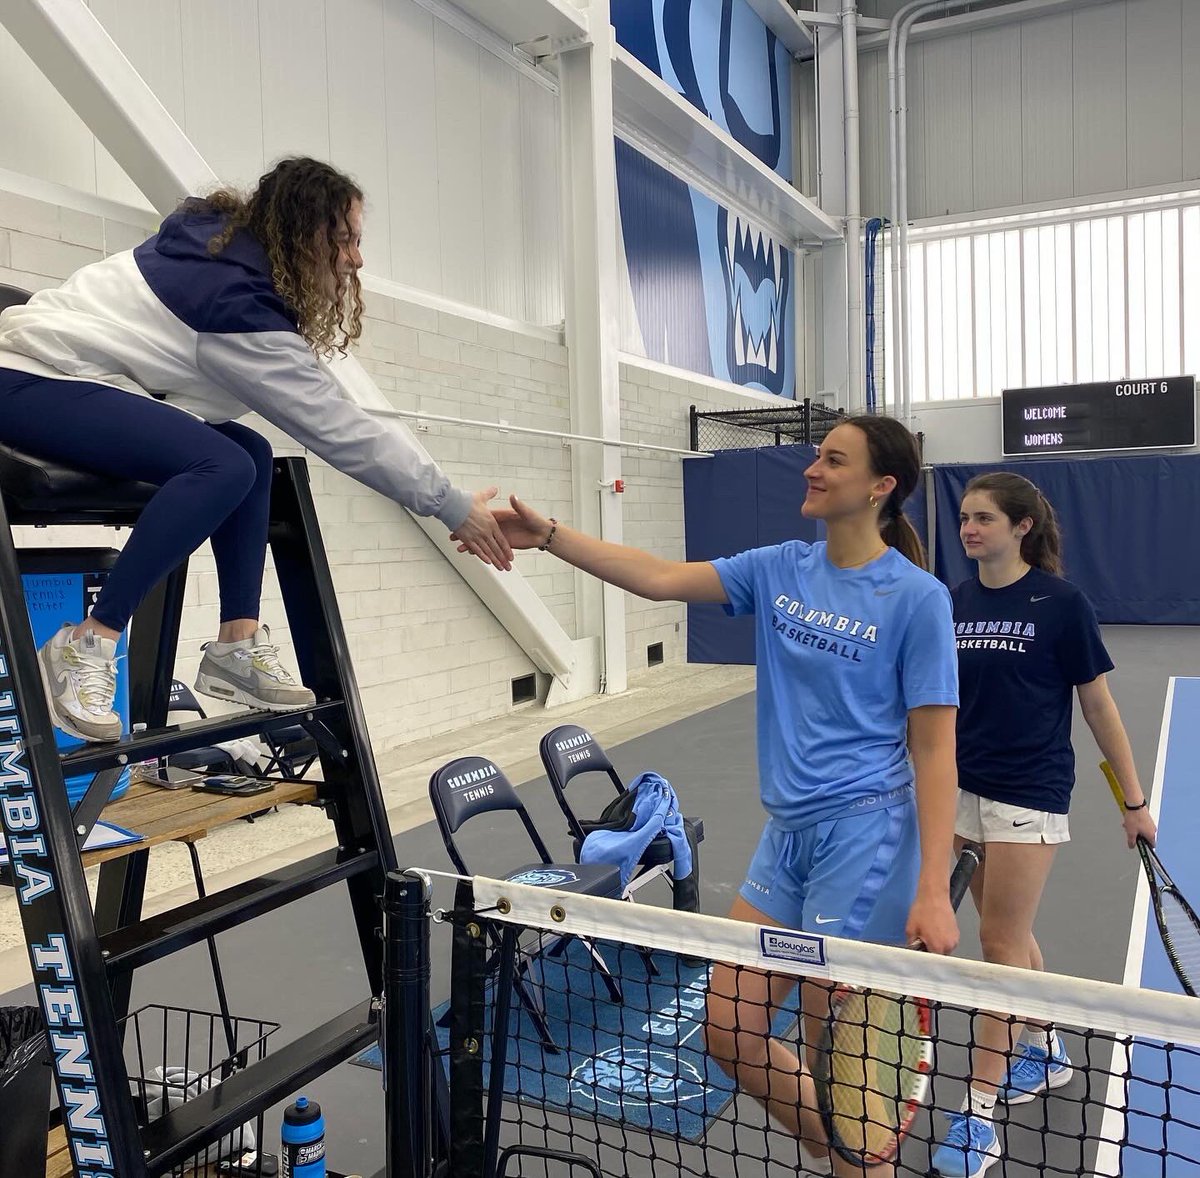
[82,775,319,866]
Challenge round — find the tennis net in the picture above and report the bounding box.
[426,873,1200,1178]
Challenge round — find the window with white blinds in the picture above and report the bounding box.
[894,194,1200,402]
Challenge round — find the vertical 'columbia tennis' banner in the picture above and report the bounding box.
[613,0,795,398]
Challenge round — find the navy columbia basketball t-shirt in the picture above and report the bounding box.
[952,567,1113,814]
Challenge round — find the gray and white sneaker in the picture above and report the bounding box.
[194,625,316,712]
[38,623,123,743]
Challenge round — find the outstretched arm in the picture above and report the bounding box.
[455,494,728,604]
[194,331,513,569]
[1077,674,1157,848]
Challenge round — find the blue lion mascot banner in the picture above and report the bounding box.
[613,0,796,399]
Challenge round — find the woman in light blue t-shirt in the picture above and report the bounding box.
[464,414,959,1177]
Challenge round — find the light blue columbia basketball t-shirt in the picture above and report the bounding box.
[713,541,959,830]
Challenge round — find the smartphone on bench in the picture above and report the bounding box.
[191,774,274,797]
[140,764,205,790]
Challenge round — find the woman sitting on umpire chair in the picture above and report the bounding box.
[0,156,511,743]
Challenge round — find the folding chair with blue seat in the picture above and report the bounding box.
[166,679,317,783]
[163,680,242,777]
[428,755,625,1052]
[258,721,319,781]
[539,723,704,905]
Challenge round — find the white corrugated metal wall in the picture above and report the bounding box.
[858,0,1200,222]
[891,194,1200,400]
[847,0,1200,407]
[0,0,564,325]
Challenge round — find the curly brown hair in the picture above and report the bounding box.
[191,157,364,356]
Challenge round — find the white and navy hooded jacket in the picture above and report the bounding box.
[0,208,472,529]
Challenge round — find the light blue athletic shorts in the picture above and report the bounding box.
[738,795,919,945]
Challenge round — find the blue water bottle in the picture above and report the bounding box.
[281,1095,325,1177]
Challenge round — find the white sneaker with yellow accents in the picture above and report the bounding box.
[38,623,123,743]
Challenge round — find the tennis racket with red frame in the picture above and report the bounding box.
[813,843,982,1167]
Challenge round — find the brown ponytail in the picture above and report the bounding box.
[963,472,1063,575]
[881,508,928,571]
[844,415,928,570]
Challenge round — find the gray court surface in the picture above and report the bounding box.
[5,626,1196,1177]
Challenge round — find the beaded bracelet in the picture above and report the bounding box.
[538,518,558,551]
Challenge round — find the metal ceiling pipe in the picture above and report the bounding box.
[889,0,1036,426]
[842,0,865,412]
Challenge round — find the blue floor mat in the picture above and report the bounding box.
[354,940,800,1141]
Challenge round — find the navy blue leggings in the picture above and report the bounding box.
[0,369,271,633]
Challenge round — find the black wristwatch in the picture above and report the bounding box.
[1124,798,1149,811]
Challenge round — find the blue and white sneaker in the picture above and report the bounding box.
[931,1111,1001,1177]
[998,1038,1074,1105]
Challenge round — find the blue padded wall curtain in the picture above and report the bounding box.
[683,446,932,664]
[683,446,818,664]
[933,455,1200,625]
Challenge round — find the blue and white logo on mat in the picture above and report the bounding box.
[507,868,579,888]
[759,928,826,968]
[571,1047,706,1110]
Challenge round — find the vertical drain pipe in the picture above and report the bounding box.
[842,0,864,412]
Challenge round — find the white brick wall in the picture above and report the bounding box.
[0,189,153,293]
[1,185,770,753]
[617,362,777,673]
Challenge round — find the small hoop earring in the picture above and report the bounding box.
[869,496,877,509]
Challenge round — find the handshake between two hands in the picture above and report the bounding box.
[448,489,553,571]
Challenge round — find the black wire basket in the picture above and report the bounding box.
[121,1003,280,1177]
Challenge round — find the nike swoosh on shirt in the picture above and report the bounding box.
[874,589,896,597]
[813,915,841,925]
[1030,595,1051,602]
[1012,820,1033,827]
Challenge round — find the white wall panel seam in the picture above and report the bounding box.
[1179,207,1186,372]
[178,0,186,132]
[969,223,977,395]
[323,3,333,168]
[1122,213,1130,379]
[256,2,267,174]
[1017,220,1026,386]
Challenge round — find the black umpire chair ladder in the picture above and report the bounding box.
[0,426,408,1175]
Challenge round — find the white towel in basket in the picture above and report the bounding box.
[145,1065,257,1163]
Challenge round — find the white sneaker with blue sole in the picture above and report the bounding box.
[931,1111,1001,1177]
[999,1037,1074,1105]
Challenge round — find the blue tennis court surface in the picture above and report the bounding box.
[353,940,801,1141]
[1100,677,1200,1177]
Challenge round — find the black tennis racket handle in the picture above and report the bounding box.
[949,843,982,909]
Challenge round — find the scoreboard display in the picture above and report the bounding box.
[1001,376,1196,457]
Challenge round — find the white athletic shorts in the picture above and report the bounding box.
[955,789,1070,845]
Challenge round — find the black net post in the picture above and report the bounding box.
[383,868,433,1178]
[448,880,487,1178]
[482,924,520,1178]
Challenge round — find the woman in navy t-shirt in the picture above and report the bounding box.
[931,472,1157,1178]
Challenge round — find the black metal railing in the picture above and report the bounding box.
[689,398,846,452]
